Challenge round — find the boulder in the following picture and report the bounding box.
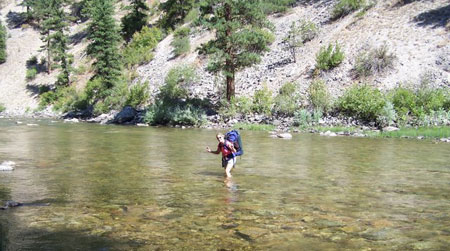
[0,161,15,171]
[113,106,137,124]
[382,126,399,132]
[277,133,292,139]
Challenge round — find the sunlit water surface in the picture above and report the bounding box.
[0,119,449,250]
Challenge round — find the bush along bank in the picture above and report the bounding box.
[60,76,450,142]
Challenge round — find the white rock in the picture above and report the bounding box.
[136,123,149,127]
[383,126,399,132]
[64,118,79,123]
[277,133,292,139]
[16,121,23,124]
[27,123,38,126]
[0,161,15,171]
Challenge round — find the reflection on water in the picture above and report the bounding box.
[0,119,450,250]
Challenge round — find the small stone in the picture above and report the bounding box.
[136,123,148,127]
[27,123,39,126]
[417,136,424,140]
[16,121,23,124]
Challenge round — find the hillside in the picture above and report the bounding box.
[0,0,448,116]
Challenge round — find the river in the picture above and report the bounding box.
[0,119,449,250]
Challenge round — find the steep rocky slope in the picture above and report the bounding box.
[0,0,448,115]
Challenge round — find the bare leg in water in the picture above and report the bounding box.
[225,158,235,178]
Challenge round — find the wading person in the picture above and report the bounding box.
[206,133,237,178]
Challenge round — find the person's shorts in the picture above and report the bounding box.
[222,157,236,168]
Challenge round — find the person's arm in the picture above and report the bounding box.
[206,145,220,154]
[226,141,236,153]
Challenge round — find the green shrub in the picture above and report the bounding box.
[0,21,7,64]
[337,84,386,122]
[252,85,273,115]
[26,67,37,80]
[273,82,299,116]
[294,109,312,127]
[26,55,38,67]
[299,20,318,43]
[377,101,397,127]
[316,42,345,71]
[123,26,162,68]
[184,8,200,23]
[260,0,296,14]
[332,0,366,20]
[355,44,396,77]
[416,88,448,114]
[218,96,253,119]
[308,79,331,113]
[125,81,149,107]
[389,87,416,116]
[144,102,206,126]
[171,36,190,57]
[159,65,196,103]
[0,103,6,112]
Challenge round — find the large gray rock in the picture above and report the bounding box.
[383,126,399,132]
[277,133,292,139]
[0,161,15,171]
[113,106,137,124]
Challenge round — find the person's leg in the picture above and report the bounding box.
[225,158,236,177]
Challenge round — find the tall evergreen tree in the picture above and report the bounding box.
[39,0,66,74]
[159,0,195,30]
[199,0,274,101]
[121,0,149,41]
[86,0,121,89]
[0,21,6,64]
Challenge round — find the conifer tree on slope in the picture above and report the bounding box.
[39,0,67,75]
[0,21,6,64]
[199,0,274,101]
[121,0,149,41]
[159,0,195,30]
[86,0,121,90]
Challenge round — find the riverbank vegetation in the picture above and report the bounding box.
[10,0,445,133]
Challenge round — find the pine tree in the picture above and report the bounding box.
[86,0,121,89]
[159,0,195,30]
[0,21,6,64]
[199,0,274,101]
[39,0,66,74]
[121,0,149,41]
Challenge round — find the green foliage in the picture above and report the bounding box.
[377,101,397,127]
[159,0,196,30]
[121,0,149,41]
[260,0,296,14]
[144,103,206,126]
[233,123,275,131]
[294,109,313,127]
[87,0,122,88]
[308,79,331,113]
[273,82,299,116]
[315,42,344,71]
[144,64,206,126]
[0,103,6,113]
[252,85,273,115]
[0,21,6,64]
[183,8,200,24]
[159,65,196,102]
[332,0,366,20]
[389,87,418,117]
[125,81,149,107]
[123,26,162,68]
[284,20,318,62]
[218,96,253,119]
[199,0,274,100]
[26,67,38,80]
[337,84,386,122]
[171,27,191,57]
[355,44,396,77]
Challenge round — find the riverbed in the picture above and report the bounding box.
[1,119,449,250]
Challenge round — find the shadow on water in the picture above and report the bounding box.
[413,4,450,28]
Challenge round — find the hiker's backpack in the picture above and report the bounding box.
[225,130,244,157]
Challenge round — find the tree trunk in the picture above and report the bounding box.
[47,32,51,74]
[226,73,235,101]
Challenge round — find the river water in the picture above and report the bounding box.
[0,119,449,250]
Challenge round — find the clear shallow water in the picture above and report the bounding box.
[0,119,449,250]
